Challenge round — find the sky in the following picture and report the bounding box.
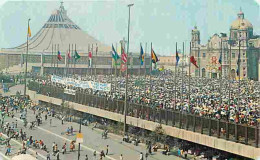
[0,0,259,55]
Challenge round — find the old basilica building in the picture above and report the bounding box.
[191,9,260,81]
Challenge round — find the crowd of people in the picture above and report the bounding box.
[31,70,260,126]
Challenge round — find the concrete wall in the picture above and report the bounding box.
[28,89,260,159]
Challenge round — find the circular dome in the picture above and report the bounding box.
[231,18,253,30]
[230,11,253,30]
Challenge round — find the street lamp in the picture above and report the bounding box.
[124,3,134,136]
[24,18,31,96]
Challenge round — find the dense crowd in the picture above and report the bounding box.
[31,70,260,126]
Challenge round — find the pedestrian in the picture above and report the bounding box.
[70,126,73,135]
[93,150,96,158]
[45,114,47,121]
[56,150,60,160]
[52,142,55,153]
[120,154,123,160]
[61,117,64,125]
[145,152,148,160]
[106,145,109,155]
[139,152,143,160]
[85,154,88,160]
[50,119,52,127]
[47,151,51,160]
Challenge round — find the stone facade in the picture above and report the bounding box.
[191,9,260,80]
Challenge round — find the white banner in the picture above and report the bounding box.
[51,75,111,92]
[64,88,76,95]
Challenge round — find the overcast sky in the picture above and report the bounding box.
[0,0,259,55]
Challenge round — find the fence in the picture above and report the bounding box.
[28,81,259,148]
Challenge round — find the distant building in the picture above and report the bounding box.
[191,9,260,80]
[0,2,149,75]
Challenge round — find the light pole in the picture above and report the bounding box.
[124,3,134,136]
[24,18,31,96]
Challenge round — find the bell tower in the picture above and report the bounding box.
[191,26,200,48]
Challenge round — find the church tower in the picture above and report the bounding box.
[191,26,200,48]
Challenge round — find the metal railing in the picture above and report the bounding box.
[28,81,259,148]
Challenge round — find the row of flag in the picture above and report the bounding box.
[28,24,240,74]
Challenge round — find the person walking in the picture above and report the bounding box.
[56,150,60,160]
[50,119,52,127]
[139,152,143,160]
[85,154,88,160]
[106,145,109,155]
[61,117,64,125]
[120,154,123,160]
[47,151,51,160]
[45,114,48,121]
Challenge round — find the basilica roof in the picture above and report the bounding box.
[230,10,253,30]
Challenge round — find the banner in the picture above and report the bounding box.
[51,75,111,92]
[64,88,76,95]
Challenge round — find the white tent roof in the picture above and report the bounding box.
[2,2,111,54]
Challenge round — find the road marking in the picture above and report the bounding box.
[0,151,11,160]
[14,117,116,160]
[1,132,46,160]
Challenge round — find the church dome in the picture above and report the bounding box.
[230,10,253,30]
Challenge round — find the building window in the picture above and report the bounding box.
[203,53,206,58]
[232,53,235,59]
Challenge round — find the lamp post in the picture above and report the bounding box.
[24,18,31,96]
[124,3,134,136]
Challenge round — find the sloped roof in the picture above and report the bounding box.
[2,2,111,54]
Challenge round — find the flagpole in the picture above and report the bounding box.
[67,44,70,77]
[87,44,89,77]
[174,42,177,110]
[55,44,57,75]
[124,3,134,136]
[71,44,74,75]
[149,42,152,105]
[181,42,184,106]
[51,43,53,74]
[219,40,222,108]
[91,44,93,80]
[228,37,232,111]
[95,43,97,81]
[189,42,191,108]
[139,43,142,103]
[110,44,113,96]
[24,18,30,96]
[57,44,59,75]
[74,44,76,75]
[238,37,241,112]
[115,43,117,93]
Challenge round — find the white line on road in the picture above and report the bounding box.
[14,117,117,160]
[0,151,11,160]
[1,132,46,160]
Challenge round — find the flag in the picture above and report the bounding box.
[218,53,222,64]
[140,45,144,65]
[88,51,92,67]
[151,48,159,63]
[74,50,80,60]
[120,63,127,72]
[176,51,180,66]
[28,24,31,37]
[67,51,71,59]
[190,56,198,68]
[57,51,62,61]
[121,47,127,63]
[111,44,120,61]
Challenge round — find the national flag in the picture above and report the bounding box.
[140,45,144,65]
[111,44,120,61]
[57,51,62,61]
[28,24,31,38]
[121,47,127,63]
[176,51,180,66]
[190,56,198,68]
[67,50,71,59]
[74,50,80,60]
[219,53,222,64]
[120,63,127,72]
[151,48,159,63]
[88,51,92,67]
